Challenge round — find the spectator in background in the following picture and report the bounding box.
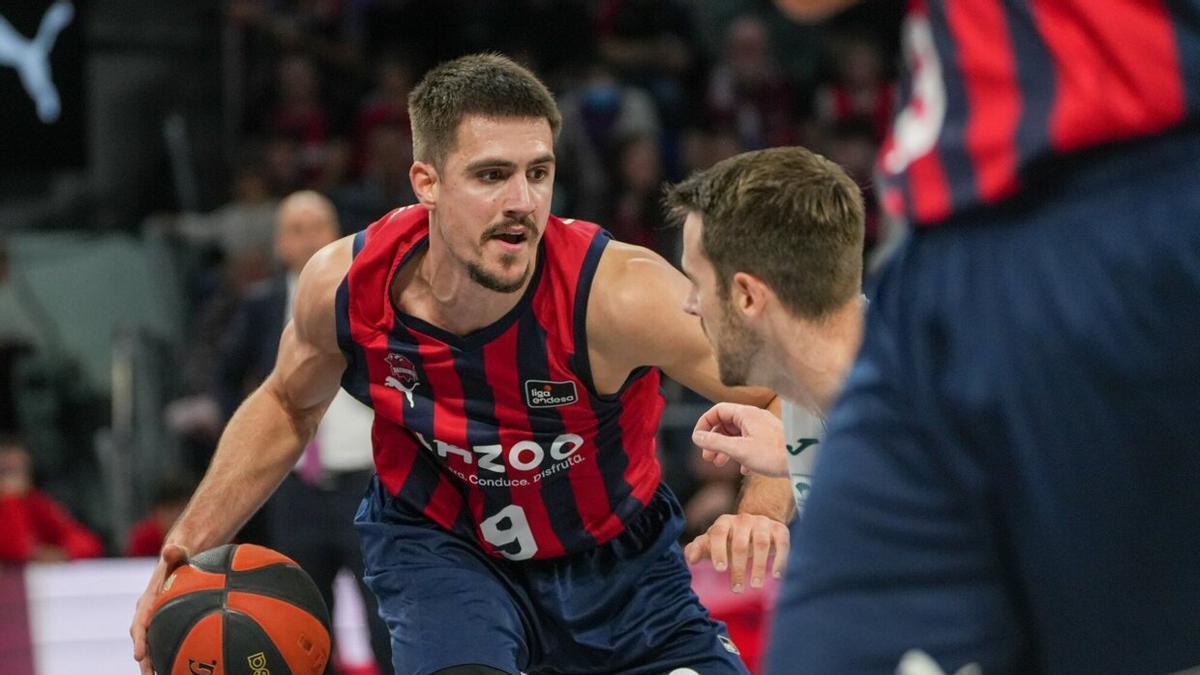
[705,14,797,150]
[608,133,671,258]
[813,31,894,142]
[353,53,415,174]
[125,477,194,558]
[333,122,416,235]
[820,117,881,255]
[259,53,352,191]
[0,436,103,563]
[217,191,393,673]
[556,64,660,221]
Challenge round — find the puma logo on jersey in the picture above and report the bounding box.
[384,352,419,406]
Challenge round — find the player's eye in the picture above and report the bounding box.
[528,166,549,182]
[479,169,504,183]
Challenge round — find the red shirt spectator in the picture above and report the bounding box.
[0,437,102,563]
[124,477,192,557]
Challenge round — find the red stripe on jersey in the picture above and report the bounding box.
[530,238,613,544]
[408,328,488,544]
[907,149,953,224]
[619,372,663,509]
[481,326,566,558]
[1033,0,1185,152]
[948,0,1022,202]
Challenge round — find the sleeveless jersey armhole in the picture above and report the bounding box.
[570,230,653,402]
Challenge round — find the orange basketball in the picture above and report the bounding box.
[147,543,331,675]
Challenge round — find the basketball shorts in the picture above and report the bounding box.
[357,477,748,675]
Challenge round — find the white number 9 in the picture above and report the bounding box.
[480,504,538,561]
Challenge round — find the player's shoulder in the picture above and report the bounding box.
[587,239,684,333]
[295,235,355,309]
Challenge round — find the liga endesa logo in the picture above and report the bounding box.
[524,379,578,408]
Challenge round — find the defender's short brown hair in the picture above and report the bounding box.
[408,53,563,169]
[666,146,865,319]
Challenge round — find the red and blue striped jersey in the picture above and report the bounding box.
[334,205,664,560]
[880,0,1200,226]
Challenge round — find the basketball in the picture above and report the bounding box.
[147,543,332,675]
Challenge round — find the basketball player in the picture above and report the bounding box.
[762,1,1200,673]
[130,53,793,675]
[662,146,865,537]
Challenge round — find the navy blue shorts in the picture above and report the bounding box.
[357,479,747,675]
[770,130,1200,675]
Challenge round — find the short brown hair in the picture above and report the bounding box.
[408,53,563,169]
[666,146,864,318]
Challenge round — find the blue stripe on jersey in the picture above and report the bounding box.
[352,228,368,257]
[336,230,373,405]
[515,309,596,553]
[450,345,525,558]
[569,230,611,398]
[1003,1,1056,173]
[928,1,978,214]
[571,230,640,529]
[335,279,372,407]
[1166,0,1200,115]
[388,320,457,517]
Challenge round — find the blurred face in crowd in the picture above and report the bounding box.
[680,212,764,387]
[274,192,340,274]
[0,442,33,496]
[415,114,555,294]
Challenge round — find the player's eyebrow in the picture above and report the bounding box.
[465,154,556,173]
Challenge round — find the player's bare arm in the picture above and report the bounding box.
[130,235,353,675]
[587,241,793,590]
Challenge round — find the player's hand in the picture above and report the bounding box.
[131,543,190,675]
[692,402,789,477]
[685,513,789,592]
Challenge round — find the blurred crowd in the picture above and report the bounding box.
[2,0,899,570]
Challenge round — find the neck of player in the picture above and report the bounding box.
[396,230,538,336]
[770,295,865,414]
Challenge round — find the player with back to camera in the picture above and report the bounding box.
[726,1,1200,673]
[130,53,795,675]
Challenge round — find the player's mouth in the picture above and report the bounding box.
[485,222,534,252]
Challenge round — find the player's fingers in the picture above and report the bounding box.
[693,402,743,435]
[711,453,729,467]
[707,517,732,572]
[684,534,710,565]
[727,520,753,592]
[771,523,791,579]
[748,522,774,588]
[701,448,718,463]
[691,429,749,463]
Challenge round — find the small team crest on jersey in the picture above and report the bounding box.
[524,379,578,408]
[384,352,419,406]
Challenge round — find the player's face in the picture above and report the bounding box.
[680,212,763,387]
[432,115,555,293]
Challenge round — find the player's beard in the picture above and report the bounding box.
[468,258,531,294]
[714,298,762,387]
[469,216,537,293]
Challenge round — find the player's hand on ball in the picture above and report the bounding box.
[692,402,789,477]
[685,513,789,592]
[131,543,190,675]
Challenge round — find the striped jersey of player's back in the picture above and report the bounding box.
[881,0,1200,226]
[335,205,664,560]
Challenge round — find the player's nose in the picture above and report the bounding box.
[502,173,535,218]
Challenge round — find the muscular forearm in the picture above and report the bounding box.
[164,385,316,553]
[736,473,795,523]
